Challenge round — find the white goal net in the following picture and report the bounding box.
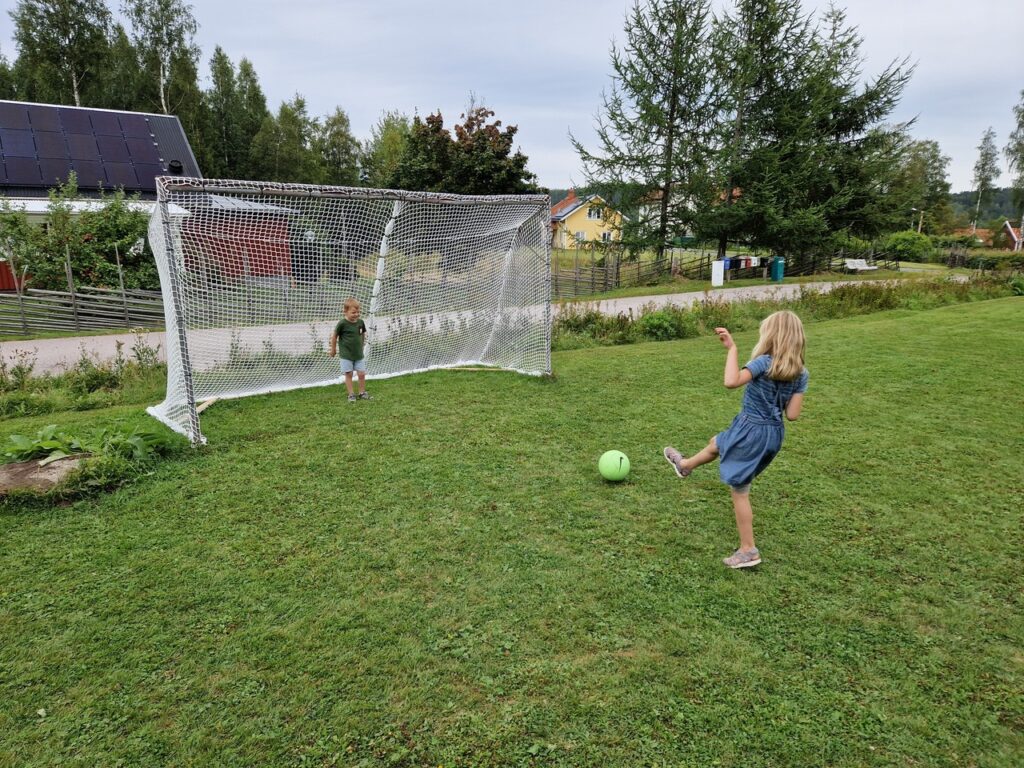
[147,178,551,444]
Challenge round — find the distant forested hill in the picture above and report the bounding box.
[950,187,1018,221]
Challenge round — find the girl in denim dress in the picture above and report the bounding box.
[663,311,808,569]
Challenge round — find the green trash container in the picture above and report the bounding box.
[770,256,785,282]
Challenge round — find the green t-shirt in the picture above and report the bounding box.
[334,318,366,361]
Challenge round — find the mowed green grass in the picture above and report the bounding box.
[1,299,1022,767]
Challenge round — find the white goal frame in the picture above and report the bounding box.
[147,178,551,444]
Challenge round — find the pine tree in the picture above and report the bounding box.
[249,95,322,184]
[97,24,147,111]
[204,46,243,178]
[236,58,270,174]
[572,0,719,253]
[971,127,1000,233]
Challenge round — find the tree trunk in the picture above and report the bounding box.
[159,59,169,114]
[972,188,982,234]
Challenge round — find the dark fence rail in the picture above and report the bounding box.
[0,286,164,336]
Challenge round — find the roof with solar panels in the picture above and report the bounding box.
[0,100,202,199]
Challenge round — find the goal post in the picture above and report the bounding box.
[146,178,552,444]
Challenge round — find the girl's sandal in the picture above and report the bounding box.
[663,446,691,478]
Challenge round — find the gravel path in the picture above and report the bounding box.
[0,278,894,375]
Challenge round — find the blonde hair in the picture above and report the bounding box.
[750,311,805,381]
[343,297,361,311]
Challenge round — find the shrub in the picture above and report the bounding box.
[551,277,1012,350]
[884,230,934,263]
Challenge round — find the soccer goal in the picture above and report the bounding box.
[147,178,552,444]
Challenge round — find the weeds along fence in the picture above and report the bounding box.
[0,286,164,336]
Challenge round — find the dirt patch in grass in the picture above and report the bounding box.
[0,455,86,495]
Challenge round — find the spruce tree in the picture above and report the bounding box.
[204,46,243,178]
[314,108,361,186]
[701,2,911,257]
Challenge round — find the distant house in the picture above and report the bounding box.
[550,189,623,249]
[952,227,994,247]
[1003,220,1022,252]
[0,99,203,289]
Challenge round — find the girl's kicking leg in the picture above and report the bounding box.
[663,437,718,478]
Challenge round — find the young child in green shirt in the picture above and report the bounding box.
[329,297,372,402]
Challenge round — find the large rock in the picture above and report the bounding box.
[0,456,86,495]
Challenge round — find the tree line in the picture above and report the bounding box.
[572,0,1024,257]
[0,0,539,193]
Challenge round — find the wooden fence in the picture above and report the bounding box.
[551,247,899,298]
[0,285,164,336]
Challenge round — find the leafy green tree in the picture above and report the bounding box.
[447,106,539,194]
[248,95,323,183]
[388,112,452,192]
[10,0,111,106]
[970,127,1000,233]
[0,45,17,99]
[573,0,719,252]
[891,139,954,234]
[122,0,198,114]
[390,107,538,194]
[314,107,361,186]
[1005,90,1024,249]
[361,111,411,188]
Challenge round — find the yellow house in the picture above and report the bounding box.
[550,189,623,248]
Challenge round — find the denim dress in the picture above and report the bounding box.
[716,354,808,489]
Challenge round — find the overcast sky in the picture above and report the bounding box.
[2,0,1021,192]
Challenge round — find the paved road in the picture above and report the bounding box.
[0,278,890,375]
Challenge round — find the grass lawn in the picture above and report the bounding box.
[1,299,1022,766]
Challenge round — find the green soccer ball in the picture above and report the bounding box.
[598,450,630,481]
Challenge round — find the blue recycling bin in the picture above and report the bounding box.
[770,256,785,282]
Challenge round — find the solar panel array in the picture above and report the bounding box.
[0,102,167,192]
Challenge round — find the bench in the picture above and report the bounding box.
[844,258,878,273]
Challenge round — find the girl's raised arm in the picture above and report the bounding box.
[715,328,753,389]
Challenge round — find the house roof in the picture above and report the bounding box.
[0,100,202,200]
[551,191,608,222]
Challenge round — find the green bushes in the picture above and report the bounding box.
[553,277,1014,349]
[0,334,164,418]
[0,175,155,291]
[883,230,934,263]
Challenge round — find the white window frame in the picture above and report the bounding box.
[587,205,602,220]
[574,231,587,244]
[601,231,612,242]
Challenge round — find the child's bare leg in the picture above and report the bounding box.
[344,371,354,396]
[680,437,719,472]
[356,371,366,394]
[731,487,756,551]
